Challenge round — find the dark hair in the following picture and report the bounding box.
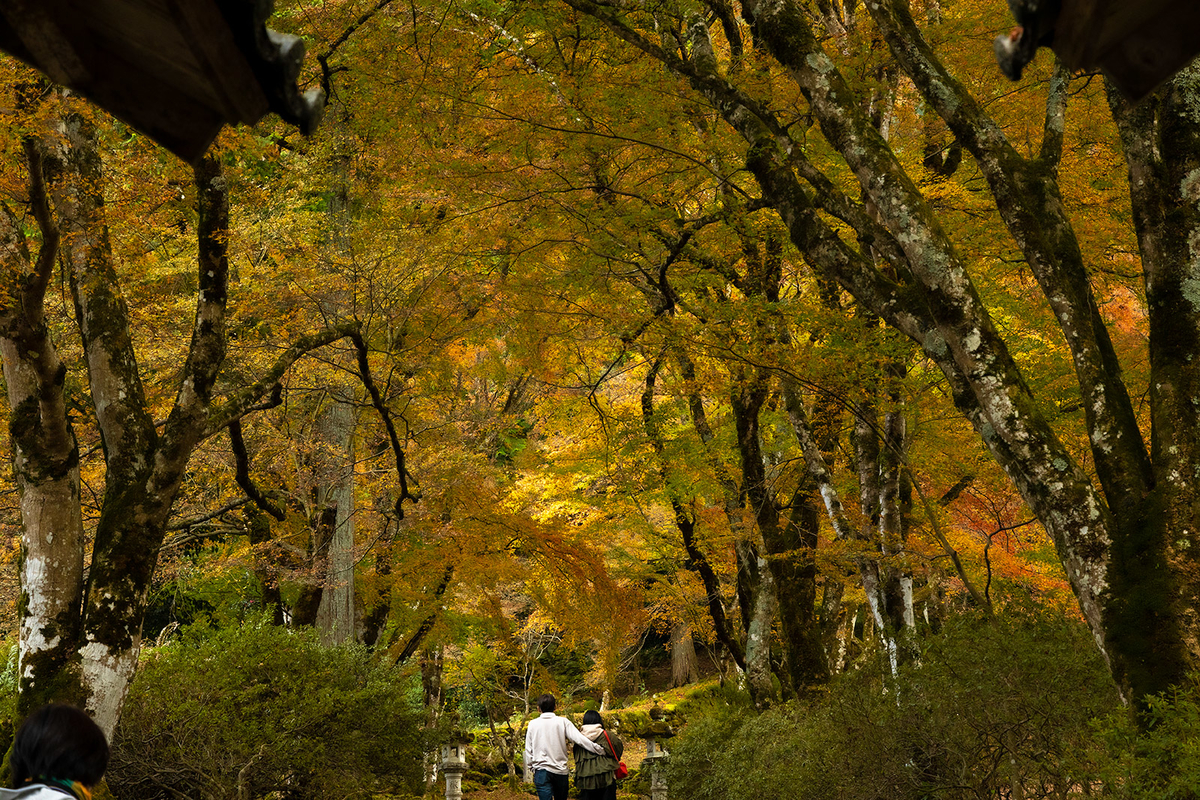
[537,694,556,713]
[582,710,604,727]
[10,704,109,788]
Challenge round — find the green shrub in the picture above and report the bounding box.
[666,609,1120,800]
[1083,680,1200,798]
[108,619,429,800]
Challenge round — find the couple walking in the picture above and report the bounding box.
[524,694,624,800]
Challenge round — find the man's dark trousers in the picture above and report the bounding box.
[533,768,569,800]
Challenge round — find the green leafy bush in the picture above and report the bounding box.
[1083,680,1200,798]
[108,620,428,800]
[666,609,1119,800]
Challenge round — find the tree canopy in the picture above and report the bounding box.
[0,0,1198,748]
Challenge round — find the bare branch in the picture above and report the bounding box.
[204,322,360,436]
[21,137,57,324]
[165,497,250,534]
[229,420,286,521]
[393,565,454,664]
[350,331,419,518]
[318,0,396,99]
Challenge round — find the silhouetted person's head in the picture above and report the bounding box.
[582,710,604,727]
[9,704,109,789]
[537,694,557,713]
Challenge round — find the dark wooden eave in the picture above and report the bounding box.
[1054,0,1200,101]
[0,0,324,162]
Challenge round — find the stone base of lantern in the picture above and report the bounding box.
[644,751,668,800]
[443,765,467,800]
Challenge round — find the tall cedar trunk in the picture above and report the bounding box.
[315,397,358,644]
[669,621,700,687]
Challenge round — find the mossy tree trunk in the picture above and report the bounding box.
[0,135,86,714]
[0,115,235,732]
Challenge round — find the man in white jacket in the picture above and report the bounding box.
[524,694,605,800]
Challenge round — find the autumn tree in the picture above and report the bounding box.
[0,86,366,732]
[506,0,1200,706]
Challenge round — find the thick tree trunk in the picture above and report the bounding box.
[293,506,335,627]
[821,579,847,672]
[0,117,233,733]
[246,507,285,626]
[730,372,779,707]
[764,485,829,690]
[1108,69,1200,699]
[64,138,231,733]
[743,553,777,706]
[785,382,898,674]
[422,644,445,793]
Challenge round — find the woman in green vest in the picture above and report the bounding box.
[573,710,624,800]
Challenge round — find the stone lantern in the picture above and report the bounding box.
[642,719,674,800]
[440,734,472,800]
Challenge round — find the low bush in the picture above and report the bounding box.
[666,608,1120,800]
[108,619,428,800]
[1083,679,1200,798]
